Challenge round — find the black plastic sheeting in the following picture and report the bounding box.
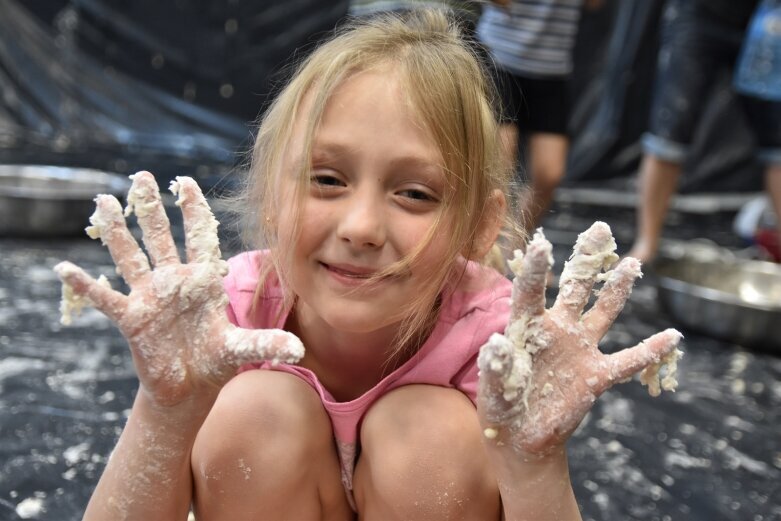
[0,0,350,187]
[0,0,766,192]
[1,200,779,520]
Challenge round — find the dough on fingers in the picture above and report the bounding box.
[125,171,180,267]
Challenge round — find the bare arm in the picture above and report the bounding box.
[55,172,303,520]
[477,222,682,521]
[83,392,212,520]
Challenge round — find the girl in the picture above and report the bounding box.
[55,9,682,520]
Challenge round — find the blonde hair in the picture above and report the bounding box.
[239,8,522,361]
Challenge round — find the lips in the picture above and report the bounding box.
[321,262,377,279]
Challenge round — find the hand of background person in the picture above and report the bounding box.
[54,171,303,408]
[477,222,682,456]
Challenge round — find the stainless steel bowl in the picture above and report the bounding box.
[0,165,131,236]
[653,242,781,350]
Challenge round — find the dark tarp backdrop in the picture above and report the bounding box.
[0,0,350,188]
[0,0,766,192]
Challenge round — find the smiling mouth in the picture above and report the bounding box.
[321,262,376,279]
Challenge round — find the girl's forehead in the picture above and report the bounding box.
[305,63,416,121]
[289,67,442,164]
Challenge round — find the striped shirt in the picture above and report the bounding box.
[477,0,584,78]
[348,0,481,22]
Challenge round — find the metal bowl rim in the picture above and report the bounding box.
[0,165,131,200]
[656,274,781,312]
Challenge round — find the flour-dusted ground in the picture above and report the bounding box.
[0,200,779,520]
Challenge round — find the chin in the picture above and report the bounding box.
[320,307,401,335]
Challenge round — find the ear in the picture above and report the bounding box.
[467,189,506,260]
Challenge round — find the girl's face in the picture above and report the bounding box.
[278,67,453,338]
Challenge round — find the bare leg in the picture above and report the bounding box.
[524,132,570,232]
[764,163,781,252]
[191,370,353,521]
[628,154,682,263]
[353,385,501,520]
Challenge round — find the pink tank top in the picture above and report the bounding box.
[224,251,511,496]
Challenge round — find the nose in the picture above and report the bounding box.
[336,190,386,249]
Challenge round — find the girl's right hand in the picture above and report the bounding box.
[54,171,303,408]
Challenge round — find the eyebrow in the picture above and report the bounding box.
[310,141,358,161]
[311,141,444,177]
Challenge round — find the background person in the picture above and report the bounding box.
[628,0,781,263]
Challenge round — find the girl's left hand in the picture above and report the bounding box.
[477,222,682,456]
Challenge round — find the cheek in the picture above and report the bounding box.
[406,218,454,269]
[278,200,329,266]
[275,180,307,245]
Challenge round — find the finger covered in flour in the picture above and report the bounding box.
[478,333,529,402]
[217,327,305,380]
[125,171,179,267]
[507,230,552,324]
[607,328,684,396]
[581,256,643,340]
[54,261,127,324]
[552,221,619,319]
[170,176,225,271]
[86,194,151,286]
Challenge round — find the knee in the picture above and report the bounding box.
[355,385,498,514]
[360,385,487,478]
[192,370,332,480]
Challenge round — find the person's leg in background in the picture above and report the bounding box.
[503,75,572,234]
[522,75,572,232]
[627,154,682,263]
[628,0,736,263]
[524,132,570,233]
[475,1,583,236]
[491,68,531,235]
[744,94,781,258]
[765,164,781,254]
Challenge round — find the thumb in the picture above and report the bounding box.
[220,325,305,373]
[54,261,126,323]
[478,333,530,422]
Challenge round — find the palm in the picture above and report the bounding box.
[510,313,609,449]
[477,223,682,455]
[116,262,232,403]
[55,172,303,407]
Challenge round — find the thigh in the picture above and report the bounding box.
[191,369,353,521]
[353,385,501,520]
